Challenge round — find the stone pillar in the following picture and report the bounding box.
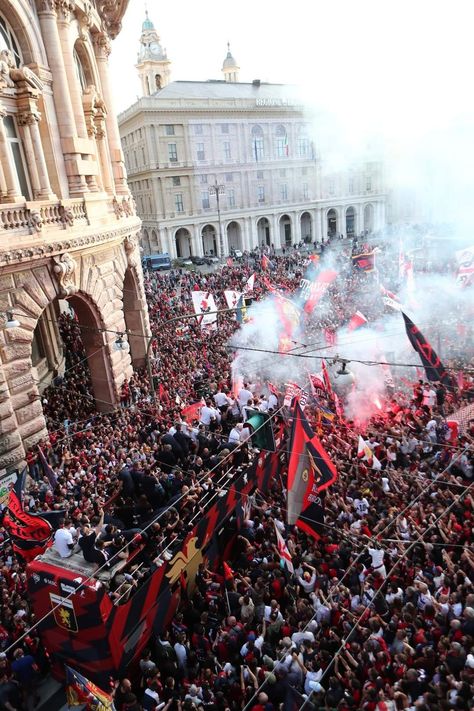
[56,8,88,140]
[313,208,322,243]
[0,104,24,201]
[17,117,41,198]
[273,214,281,249]
[294,213,302,244]
[193,225,202,256]
[93,32,128,195]
[35,0,88,195]
[339,207,346,237]
[358,203,364,234]
[95,118,114,194]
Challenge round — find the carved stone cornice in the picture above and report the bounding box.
[17,109,42,126]
[0,219,142,266]
[53,252,77,296]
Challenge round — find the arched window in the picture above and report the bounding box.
[251,125,264,161]
[275,124,288,158]
[73,48,88,91]
[155,74,162,89]
[0,15,21,67]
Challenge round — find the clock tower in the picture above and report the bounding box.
[136,11,171,96]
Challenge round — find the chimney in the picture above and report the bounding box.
[252,79,261,87]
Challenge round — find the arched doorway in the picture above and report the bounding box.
[300,212,312,243]
[175,227,192,258]
[202,224,217,256]
[257,217,271,247]
[123,267,148,368]
[227,221,242,251]
[279,214,292,247]
[327,209,337,236]
[346,207,356,236]
[364,204,374,233]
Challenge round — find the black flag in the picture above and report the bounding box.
[402,312,453,388]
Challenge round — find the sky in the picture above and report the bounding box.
[109,0,474,230]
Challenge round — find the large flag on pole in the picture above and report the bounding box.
[2,469,65,561]
[357,435,382,470]
[287,403,337,538]
[347,311,368,331]
[402,312,453,388]
[65,665,114,710]
[224,289,242,310]
[244,273,255,293]
[37,446,58,489]
[274,521,294,574]
[191,291,218,330]
[298,270,337,314]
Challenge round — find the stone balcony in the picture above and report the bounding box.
[0,193,141,266]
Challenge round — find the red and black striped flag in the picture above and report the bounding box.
[287,403,337,540]
[402,312,454,389]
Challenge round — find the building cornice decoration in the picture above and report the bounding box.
[0,51,15,89]
[29,209,43,233]
[94,0,129,40]
[53,252,77,297]
[0,220,141,266]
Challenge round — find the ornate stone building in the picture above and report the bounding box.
[0,0,150,472]
[118,14,386,259]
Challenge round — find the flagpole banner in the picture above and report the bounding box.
[274,520,294,574]
[65,664,114,709]
[298,270,337,314]
[287,403,337,535]
[223,290,242,311]
[401,312,453,388]
[191,292,218,330]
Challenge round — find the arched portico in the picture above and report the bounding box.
[202,224,217,256]
[327,208,337,236]
[364,203,374,232]
[123,266,149,368]
[257,217,271,247]
[346,206,356,236]
[279,214,292,247]
[226,220,242,251]
[300,211,312,243]
[175,227,192,258]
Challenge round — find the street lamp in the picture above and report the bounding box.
[209,180,225,260]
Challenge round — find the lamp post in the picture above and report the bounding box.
[209,180,226,259]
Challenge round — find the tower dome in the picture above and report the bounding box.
[142,10,154,31]
[222,43,239,83]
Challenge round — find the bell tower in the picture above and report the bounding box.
[222,43,239,83]
[136,11,171,96]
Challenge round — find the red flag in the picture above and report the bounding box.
[324,328,337,346]
[226,257,233,267]
[347,311,368,331]
[352,251,375,272]
[268,382,279,397]
[321,359,333,397]
[287,403,337,539]
[402,312,454,388]
[261,275,277,292]
[262,254,270,270]
[181,400,204,424]
[300,270,337,314]
[223,561,234,581]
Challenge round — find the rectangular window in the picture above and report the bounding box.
[276,138,287,158]
[228,189,235,208]
[194,124,203,135]
[257,170,264,180]
[175,193,184,213]
[223,142,231,161]
[225,173,233,182]
[298,138,310,156]
[196,142,205,161]
[172,176,181,186]
[280,184,288,201]
[221,123,229,133]
[168,143,178,162]
[257,185,265,203]
[253,137,264,160]
[201,191,210,209]
[303,183,309,200]
[165,125,175,135]
[199,174,208,184]
[366,176,372,191]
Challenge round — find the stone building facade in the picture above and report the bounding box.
[118,15,386,259]
[0,0,150,472]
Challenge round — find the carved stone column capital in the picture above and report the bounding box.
[17,109,42,126]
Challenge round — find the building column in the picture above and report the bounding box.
[358,203,364,234]
[273,214,281,249]
[35,1,88,195]
[0,104,24,201]
[313,208,322,243]
[339,207,346,237]
[56,9,88,140]
[93,33,128,194]
[294,212,302,244]
[17,116,41,198]
[95,120,115,194]
[192,225,203,256]
[378,200,386,229]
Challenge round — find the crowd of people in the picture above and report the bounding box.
[0,239,473,711]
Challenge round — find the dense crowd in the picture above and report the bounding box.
[0,240,474,711]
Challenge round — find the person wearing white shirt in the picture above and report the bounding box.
[238,385,253,409]
[199,400,220,427]
[268,393,278,411]
[354,497,369,516]
[239,633,264,658]
[54,520,76,558]
[214,391,230,408]
[368,547,386,578]
[228,423,243,444]
[422,385,436,409]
